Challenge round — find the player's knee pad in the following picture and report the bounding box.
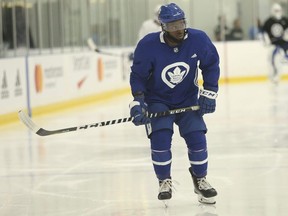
[150,129,173,168]
[184,131,208,177]
[183,130,207,151]
[150,129,173,151]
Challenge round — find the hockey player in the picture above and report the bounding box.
[129,3,219,205]
[137,5,162,42]
[262,3,288,83]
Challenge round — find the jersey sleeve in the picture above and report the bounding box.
[262,19,271,37]
[130,39,153,95]
[199,34,220,92]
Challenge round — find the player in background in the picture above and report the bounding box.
[128,5,161,61]
[262,3,288,83]
[137,5,162,42]
[129,3,219,205]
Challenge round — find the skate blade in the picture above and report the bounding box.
[198,195,216,204]
[162,200,169,208]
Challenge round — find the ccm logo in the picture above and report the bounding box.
[200,89,218,99]
[170,109,185,114]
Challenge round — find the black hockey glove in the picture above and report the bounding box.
[129,94,151,126]
[198,89,218,116]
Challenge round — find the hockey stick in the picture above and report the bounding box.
[87,38,125,57]
[18,106,199,136]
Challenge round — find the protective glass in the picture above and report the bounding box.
[163,19,186,32]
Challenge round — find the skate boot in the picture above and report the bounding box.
[158,178,173,200]
[158,178,175,208]
[189,167,217,204]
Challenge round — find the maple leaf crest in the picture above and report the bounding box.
[167,67,186,84]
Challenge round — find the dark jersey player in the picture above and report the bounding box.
[262,3,288,83]
[129,3,220,205]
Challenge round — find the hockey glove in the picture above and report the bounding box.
[129,95,151,126]
[198,89,218,116]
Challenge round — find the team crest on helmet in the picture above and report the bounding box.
[161,62,190,88]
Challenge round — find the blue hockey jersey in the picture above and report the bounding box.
[130,28,220,108]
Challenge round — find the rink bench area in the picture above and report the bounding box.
[1,40,288,126]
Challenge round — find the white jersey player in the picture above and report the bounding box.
[137,5,162,42]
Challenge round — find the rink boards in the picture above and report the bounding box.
[0,52,130,125]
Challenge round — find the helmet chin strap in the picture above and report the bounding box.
[164,29,187,45]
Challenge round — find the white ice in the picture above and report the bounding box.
[0,82,288,216]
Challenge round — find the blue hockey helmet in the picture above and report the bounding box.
[158,3,185,24]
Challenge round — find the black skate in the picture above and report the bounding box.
[189,167,217,204]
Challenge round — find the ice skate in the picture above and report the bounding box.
[158,178,173,207]
[189,168,217,204]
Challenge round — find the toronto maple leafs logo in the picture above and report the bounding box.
[161,62,190,88]
[168,67,186,84]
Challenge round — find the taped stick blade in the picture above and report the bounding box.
[87,38,97,51]
[18,110,40,133]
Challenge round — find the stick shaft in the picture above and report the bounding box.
[87,38,123,57]
[18,106,199,136]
